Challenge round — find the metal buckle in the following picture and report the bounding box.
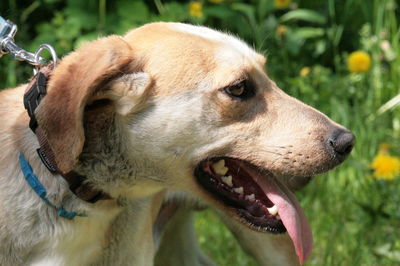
[0,16,57,70]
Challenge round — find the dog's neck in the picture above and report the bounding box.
[74,104,130,189]
[73,103,164,199]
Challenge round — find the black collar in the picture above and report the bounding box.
[23,65,111,203]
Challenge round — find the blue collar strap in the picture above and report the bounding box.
[19,154,87,220]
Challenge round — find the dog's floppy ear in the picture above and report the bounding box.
[36,36,149,173]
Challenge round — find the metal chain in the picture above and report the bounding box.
[0,16,58,69]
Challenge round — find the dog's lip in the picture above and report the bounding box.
[194,156,313,264]
[285,175,313,191]
[195,157,286,233]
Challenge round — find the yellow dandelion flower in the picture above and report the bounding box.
[274,0,292,9]
[347,51,371,73]
[276,25,287,37]
[189,2,203,18]
[209,0,224,3]
[370,144,400,181]
[300,67,311,77]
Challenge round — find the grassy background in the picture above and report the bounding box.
[1,0,399,265]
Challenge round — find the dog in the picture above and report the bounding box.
[0,22,354,265]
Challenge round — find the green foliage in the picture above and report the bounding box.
[279,9,326,24]
[1,0,400,265]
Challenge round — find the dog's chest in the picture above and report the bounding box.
[28,205,121,266]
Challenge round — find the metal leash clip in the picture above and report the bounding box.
[0,16,58,71]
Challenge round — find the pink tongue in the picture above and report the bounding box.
[255,176,313,264]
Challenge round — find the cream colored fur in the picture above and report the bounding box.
[0,22,351,266]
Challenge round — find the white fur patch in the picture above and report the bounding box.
[170,23,256,59]
[28,203,121,266]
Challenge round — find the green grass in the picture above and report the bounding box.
[195,210,258,266]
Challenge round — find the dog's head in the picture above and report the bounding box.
[35,23,354,263]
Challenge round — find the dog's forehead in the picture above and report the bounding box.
[171,23,256,57]
[123,23,265,95]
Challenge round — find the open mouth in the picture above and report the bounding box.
[194,157,313,264]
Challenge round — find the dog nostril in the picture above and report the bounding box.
[343,143,354,154]
[328,139,335,147]
[328,130,355,159]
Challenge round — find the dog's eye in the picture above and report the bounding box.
[226,83,245,97]
[223,80,254,99]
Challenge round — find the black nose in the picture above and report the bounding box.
[327,129,355,161]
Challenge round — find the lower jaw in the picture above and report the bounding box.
[194,157,286,234]
[236,208,286,233]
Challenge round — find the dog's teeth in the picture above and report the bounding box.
[267,205,279,216]
[221,175,233,187]
[245,194,255,201]
[212,160,229,175]
[233,187,244,195]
